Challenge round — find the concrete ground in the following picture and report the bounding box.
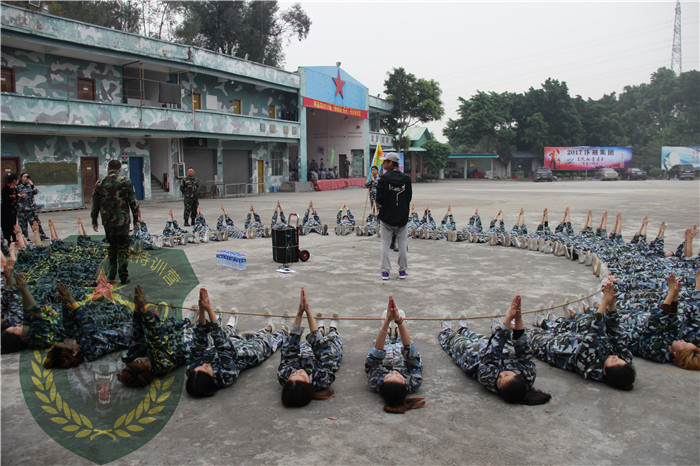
[2,178,699,465]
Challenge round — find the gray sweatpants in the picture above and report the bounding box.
[380,221,408,273]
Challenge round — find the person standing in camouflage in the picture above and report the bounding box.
[180,168,199,226]
[91,160,139,283]
[17,173,48,241]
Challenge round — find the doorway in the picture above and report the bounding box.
[339,154,348,178]
[257,160,265,193]
[129,157,144,200]
[80,157,98,204]
[1,156,19,180]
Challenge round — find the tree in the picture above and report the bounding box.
[443,90,517,165]
[384,67,444,153]
[421,140,452,175]
[47,0,141,34]
[174,1,310,67]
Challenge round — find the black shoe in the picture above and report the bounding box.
[120,277,130,284]
[184,222,190,226]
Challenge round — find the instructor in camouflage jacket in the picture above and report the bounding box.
[180,168,199,226]
[91,160,139,283]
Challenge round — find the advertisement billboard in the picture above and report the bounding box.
[544,147,632,170]
[661,146,700,170]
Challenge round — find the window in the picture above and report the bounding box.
[268,105,276,119]
[192,93,201,110]
[77,77,96,101]
[271,151,283,176]
[233,99,241,114]
[1,67,15,93]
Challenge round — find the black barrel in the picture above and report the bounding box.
[272,225,299,264]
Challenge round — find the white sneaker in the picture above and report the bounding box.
[457,312,468,329]
[441,313,452,331]
[315,312,326,332]
[330,313,339,329]
[227,314,238,333]
[264,312,274,330]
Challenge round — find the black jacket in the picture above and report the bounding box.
[376,169,412,227]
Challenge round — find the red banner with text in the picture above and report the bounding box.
[302,96,368,119]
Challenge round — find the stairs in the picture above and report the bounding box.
[279,181,312,192]
[150,175,171,200]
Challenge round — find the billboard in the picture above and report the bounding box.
[544,146,632,170]
[661,146,700,170]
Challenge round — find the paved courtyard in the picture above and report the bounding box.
[2,178,699,464]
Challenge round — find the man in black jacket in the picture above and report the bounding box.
[376,152,412,280]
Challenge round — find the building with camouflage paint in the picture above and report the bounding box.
[1,4,393,210]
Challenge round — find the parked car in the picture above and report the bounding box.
[533,167,553,182]
[595,167,619,181]
[443,167,463,179]
[667,164,696,180]
[618,168,647,180]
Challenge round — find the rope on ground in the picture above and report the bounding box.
[112,287,603,322]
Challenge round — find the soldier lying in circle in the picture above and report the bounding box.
[1,273,65,354]
[455,207,482,242]
[484,209,506,245]
[271,200,287,229]
[128,211,161,249]
[215,204,244,240]
[244,204,265,238]
[335,203,355,235]
[528,282,636,390]
[506,208,528,248]
[438,295,551,405]
[616,272,699,370]
[162,209,189,246]
[278,287,342,408]
[185,288,286,398]
[365,296,425,414]
[405,203,421,235]
[301,201,327,236]
[1,258,23,331]
[41,281,133,368]
[435,205,456,240]
[191,205,212,242]
[118,284,193,387]
[360,201,380,236]
[415,205,436,239]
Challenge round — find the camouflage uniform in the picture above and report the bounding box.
[123,309,192,377]
[215,214,244,240]
[438,324,536,393]
[435,213,456,240]
[244,212,265,238]
[71,300,133,362]
[186,319,285,390]
[302,209,324,235]
[23,304,65,349]
[456,214,483,242]
[277,325,343,392]
[179,175,200,225]
[361,213,380,236]
[365,337,423,394]
[17,181,47,240]
[1,275,22,329]
[90,169,139,281]
[271,211,287,229]
[335,209,355,235]
[528,311,633,382]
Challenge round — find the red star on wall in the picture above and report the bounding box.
[91,268,115,302]
[332,70,345,98]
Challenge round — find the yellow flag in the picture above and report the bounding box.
[367,142,383,182]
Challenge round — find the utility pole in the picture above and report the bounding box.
[671,0,682,75]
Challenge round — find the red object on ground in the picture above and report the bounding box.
[310,177,367,191]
